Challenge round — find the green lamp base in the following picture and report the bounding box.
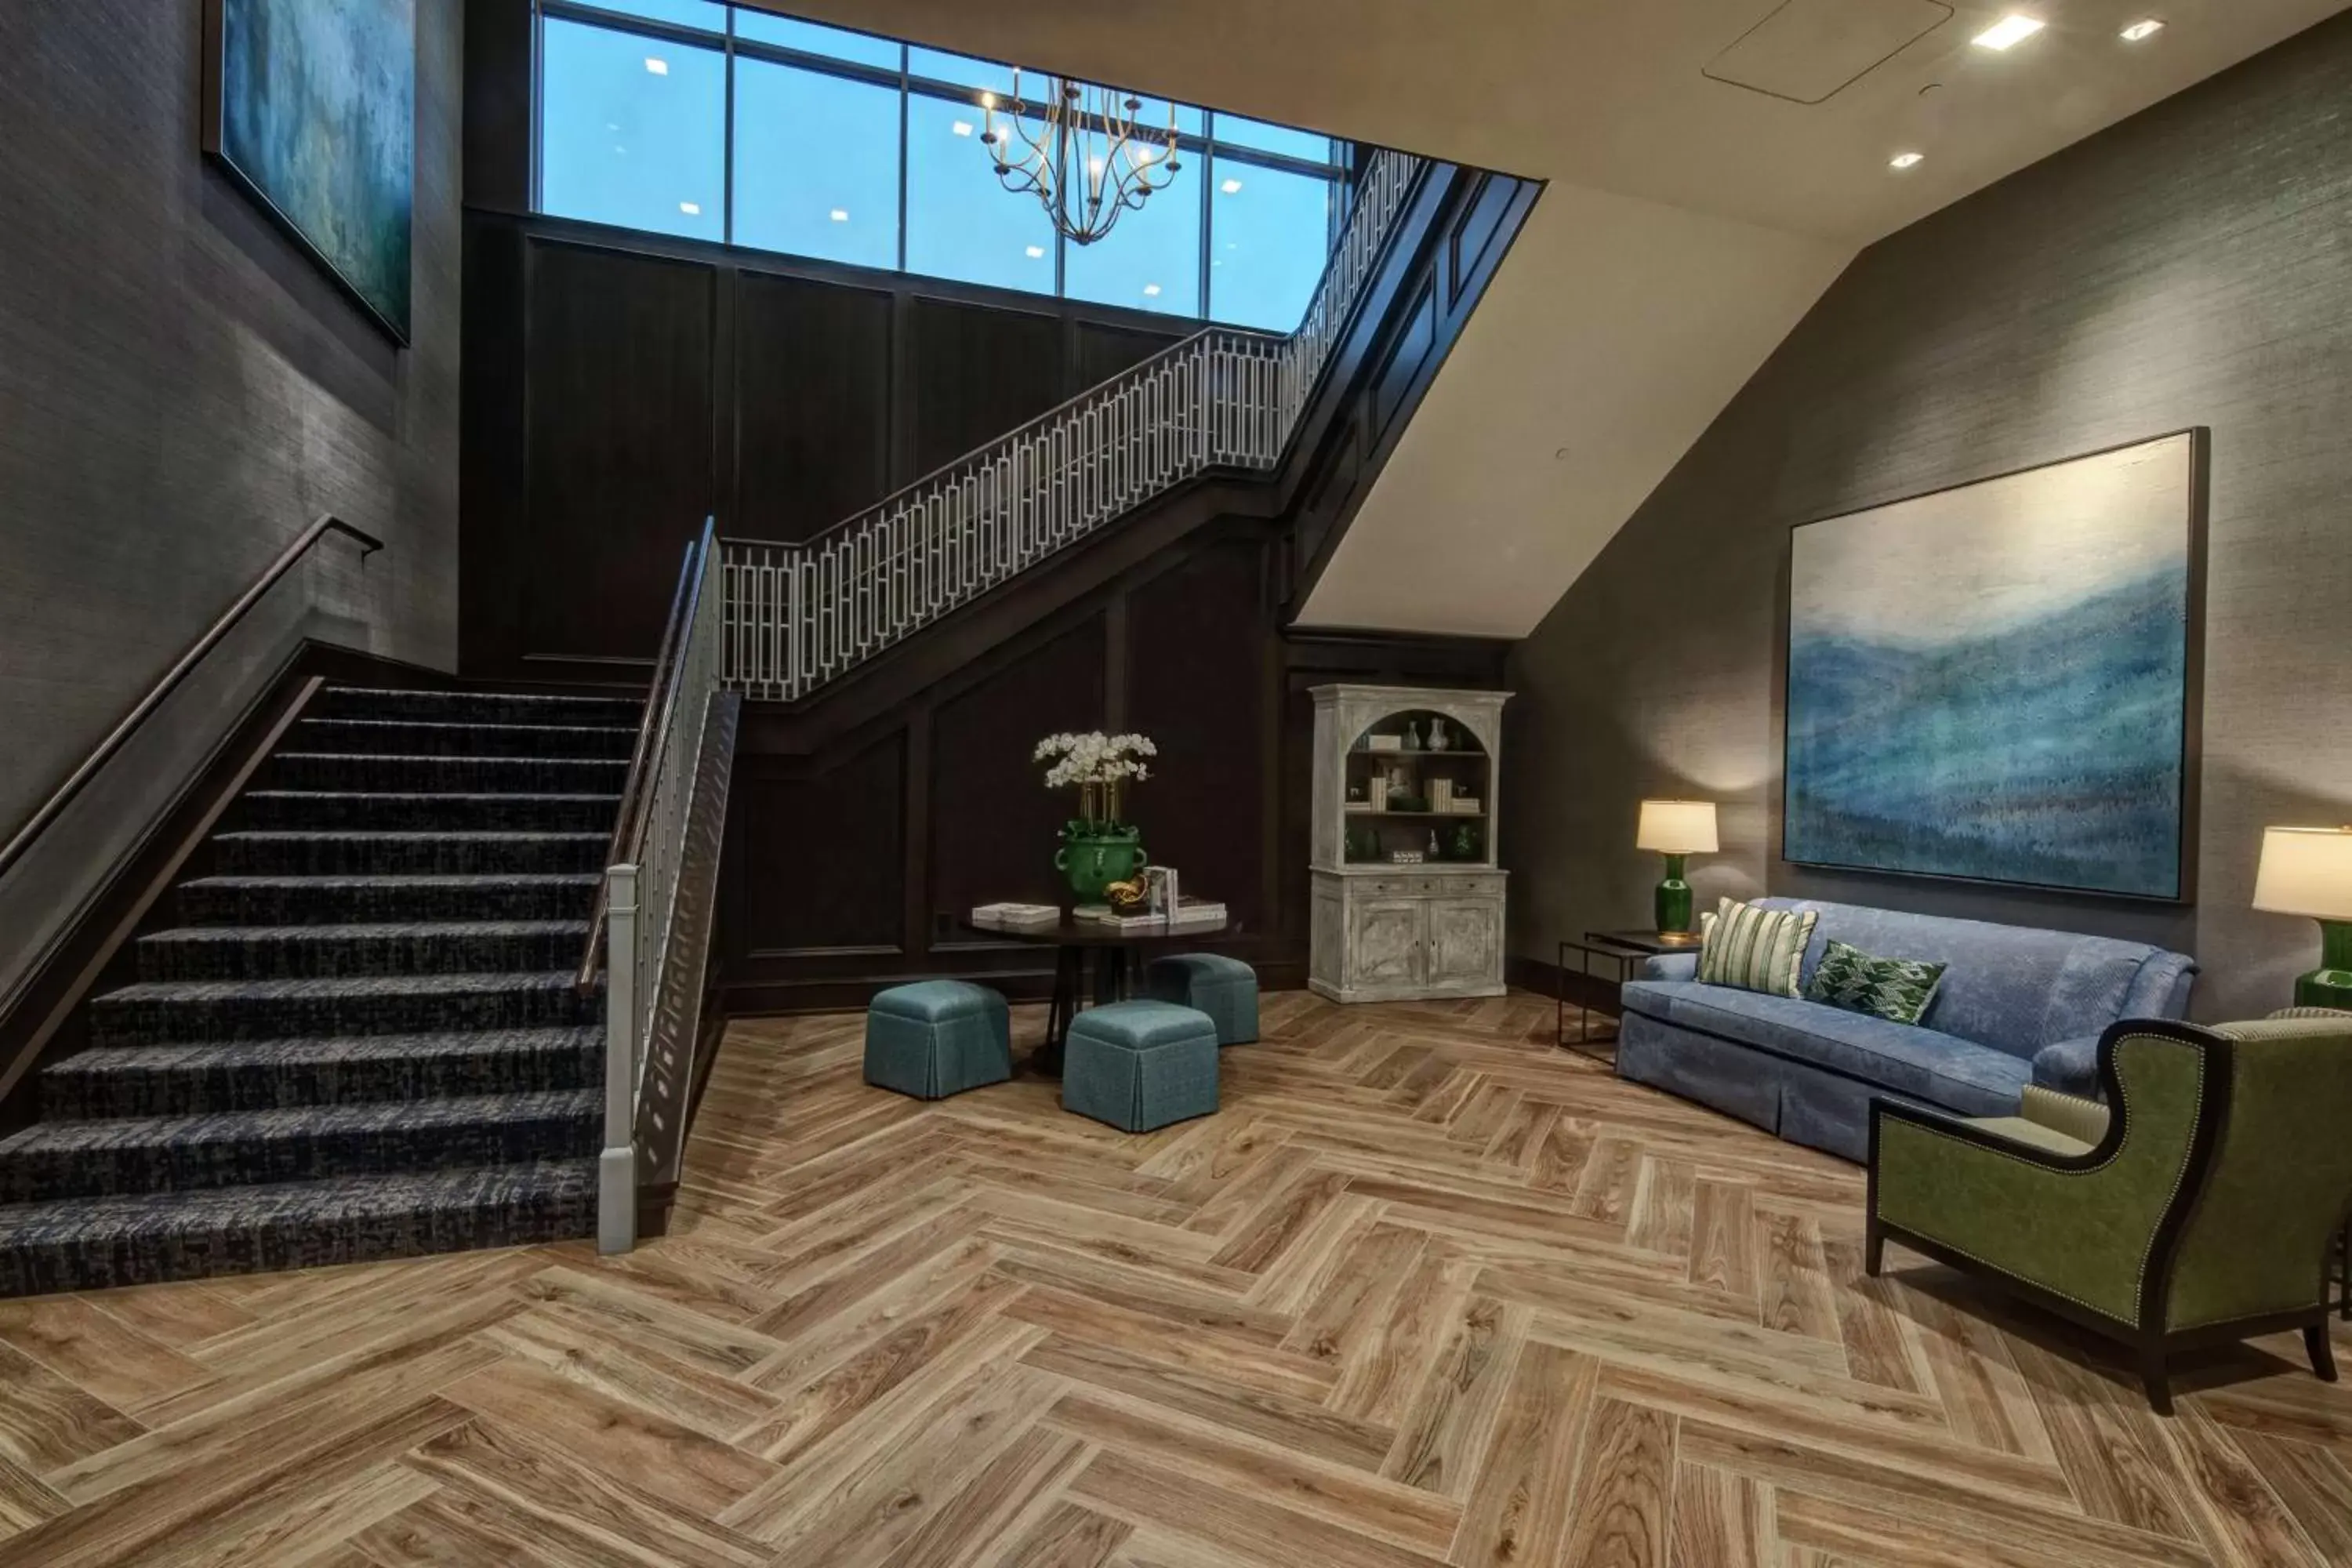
[2293,920,2352,1010]
[1654,853,1693,937]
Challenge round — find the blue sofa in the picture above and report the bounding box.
[1617,898,2197,1162]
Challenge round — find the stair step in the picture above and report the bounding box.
[90,971,597,1045]
[135,920,591,982]
[42,1029,606,1118]
[236,792,622,833]
[317,687,642,726]
[210,832,610,877]
[263,753,629,794]
[290,718,639,759]
[0,1159,598,1297]
[0,1091,599,1202]
[176,873,600,925]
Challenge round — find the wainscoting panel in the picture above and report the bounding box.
[521,241,717,666]
[739,731,908,958]
[734,270,895,543]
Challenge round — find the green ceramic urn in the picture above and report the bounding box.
[1055,822,1148,902]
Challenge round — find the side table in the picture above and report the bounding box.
[1555,936,1654,1061]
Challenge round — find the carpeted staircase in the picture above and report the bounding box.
[0,685,642,1298]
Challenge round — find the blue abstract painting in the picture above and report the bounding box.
[210,0,416,340]
[1784,433,2199,898]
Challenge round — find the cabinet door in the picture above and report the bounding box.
[1348,899,1425,987]
[1427,899,1500,985]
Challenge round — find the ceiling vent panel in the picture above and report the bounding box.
[1704,0,1952,104]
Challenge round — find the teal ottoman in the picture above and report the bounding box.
[1062,1001,1219,1132]
[864,981,1011,1100]
[1146,953,1259,1045]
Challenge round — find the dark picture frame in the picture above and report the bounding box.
[202,0,417,343]
[1780,428,2209,903]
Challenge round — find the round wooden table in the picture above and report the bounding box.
[962,913,1233,1075]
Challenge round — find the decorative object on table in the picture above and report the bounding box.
[1036,731,1156,902]
[1617,898,2197,1160]
[1693,896,1817,998]
[1404,721,1422,750]
[1103,874,1152,913]
[1867,1011,2352,1414]
[1312,686,1511,1004]
[2253,826,2352,1009]
[1147,953,1260,1045]
[1636,799,1719,935]
[1429,718,1452,752]
[1803,938,1948,1025]
[1786,430,2205,900]
[1368,732,1403,753]
[205,0,416,343]
[979,70,1181,249]
[1061,1002,1221,1131]
[863,980,1011,1100]
[1145,866,1178,916]
[970,902,1061,931]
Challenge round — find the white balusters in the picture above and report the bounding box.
[717,151,1428,702]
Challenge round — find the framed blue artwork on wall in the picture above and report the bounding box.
[1783,429,2206,901]
[204,0,416,343]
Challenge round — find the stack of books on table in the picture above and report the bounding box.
[1073,898,1229,932]
[970,902,1062,931]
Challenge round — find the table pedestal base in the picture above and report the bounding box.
[1033,945,1134,1077]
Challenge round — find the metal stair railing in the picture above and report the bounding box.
[718,148,1429,703]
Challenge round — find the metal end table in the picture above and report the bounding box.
[1555,935,1655,1062]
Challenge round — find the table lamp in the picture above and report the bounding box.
[1636,800,1718,938]
[2252,826,2352,1009]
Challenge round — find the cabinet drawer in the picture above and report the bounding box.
[1359,874,1503,901]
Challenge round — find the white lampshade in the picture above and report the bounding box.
[1636,800,1719,855]
[2252,826,2352,920]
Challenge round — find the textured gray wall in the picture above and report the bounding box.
[0,0,464,990]
[1504,12,2352,1022]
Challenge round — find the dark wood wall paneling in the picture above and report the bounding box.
[459,16,1545,1009]
[720,524,1511,1014]
[459,214,1195,677]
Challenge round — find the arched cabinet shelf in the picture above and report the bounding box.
[1309,684,1511,1003]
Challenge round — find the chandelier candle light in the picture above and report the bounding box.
[981,71,1181,246]
[1036,731,1158,902]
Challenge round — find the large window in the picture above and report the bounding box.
[535,2,1349,332]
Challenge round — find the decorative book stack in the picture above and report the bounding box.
[971,902,1061,931]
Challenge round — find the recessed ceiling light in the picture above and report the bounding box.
[1220,178,1243,194]
[644,56,670,75]
[1142,283,1163,297]
[2120,18,2165,41]
[679,201,702,215]
[1889,151,1925,169]
[1024,245,1046,259]
[829,209,849,222]
[952,120,975,137]
[1972,14,2046,50]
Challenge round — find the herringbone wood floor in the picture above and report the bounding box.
[0,990,2347,1567]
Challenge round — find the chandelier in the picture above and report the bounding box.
[979,71,1182,246]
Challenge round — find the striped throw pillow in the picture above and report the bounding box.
[1695,898,1817,998]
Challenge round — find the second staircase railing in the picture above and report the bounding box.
[720,148,1430,703]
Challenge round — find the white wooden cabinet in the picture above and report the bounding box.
[1307,685,1511,1004]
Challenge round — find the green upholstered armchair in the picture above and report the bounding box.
[1867,1013,2352,1414]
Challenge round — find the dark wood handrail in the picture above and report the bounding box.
[0,514,382,883]
[576,517,713,993]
